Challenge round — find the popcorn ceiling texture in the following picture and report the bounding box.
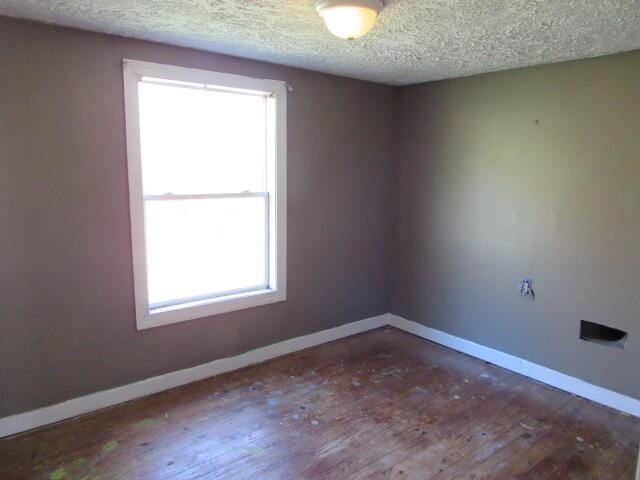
[1,0,639,85]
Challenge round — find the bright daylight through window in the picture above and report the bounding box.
[123,61,286,329]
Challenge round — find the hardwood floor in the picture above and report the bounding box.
[1,327,638,479]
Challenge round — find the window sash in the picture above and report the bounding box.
[140,76,274,98]
[149,283,270,311]
[143,192,268,201]
[143,193,270,309]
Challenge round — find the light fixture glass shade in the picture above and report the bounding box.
[316,1,382,40]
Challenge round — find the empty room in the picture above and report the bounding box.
[1,1,639,478]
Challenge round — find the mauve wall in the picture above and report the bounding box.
[390,51,640,399]
[0,17,397,417]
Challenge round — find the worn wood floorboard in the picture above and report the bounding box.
[0,327,638,479]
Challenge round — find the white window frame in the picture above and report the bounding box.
[123,59,287,330]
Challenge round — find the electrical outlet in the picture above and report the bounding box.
[520,278,534,299]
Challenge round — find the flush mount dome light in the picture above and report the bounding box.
[316,0,383,40]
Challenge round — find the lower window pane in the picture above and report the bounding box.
[144,197,267,307]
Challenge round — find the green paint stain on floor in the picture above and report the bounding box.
[49,468,67,480]
[241,446,265,457]
[102,440,119,452]
[133,418,157,429]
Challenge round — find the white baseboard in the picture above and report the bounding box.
[2,311,637,439]
[0,313,392,438]
[387,314,640,418]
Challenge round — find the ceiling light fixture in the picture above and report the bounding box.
[316,1,383,40]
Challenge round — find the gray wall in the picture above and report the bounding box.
[2,14,640,418]
[0,17,398,417]
[390,51,640,399]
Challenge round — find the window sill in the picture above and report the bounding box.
[137,288,286,330]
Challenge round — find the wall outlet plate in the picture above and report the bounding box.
[520,278,534,298]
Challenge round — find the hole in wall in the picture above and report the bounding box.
[579,320,627,350]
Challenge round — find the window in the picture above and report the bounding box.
[123,60,287,330]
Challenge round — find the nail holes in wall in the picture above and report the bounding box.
[579,320,627,350]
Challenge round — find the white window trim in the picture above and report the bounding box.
[123,59,287,330]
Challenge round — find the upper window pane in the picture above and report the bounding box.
[138,81,267,195]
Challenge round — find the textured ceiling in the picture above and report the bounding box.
[1,0,639,85]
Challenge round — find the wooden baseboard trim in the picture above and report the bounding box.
[2,311,637,438]
[387,314,640,418]
[0,313,392,438]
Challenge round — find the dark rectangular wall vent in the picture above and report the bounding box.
[579,320,627,350]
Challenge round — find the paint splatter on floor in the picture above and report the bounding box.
[133,418,157,429]
[102,440,119,452]
[49,468,66,480]
[242,447,264,457]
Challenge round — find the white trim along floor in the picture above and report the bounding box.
[1,313,638,438]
